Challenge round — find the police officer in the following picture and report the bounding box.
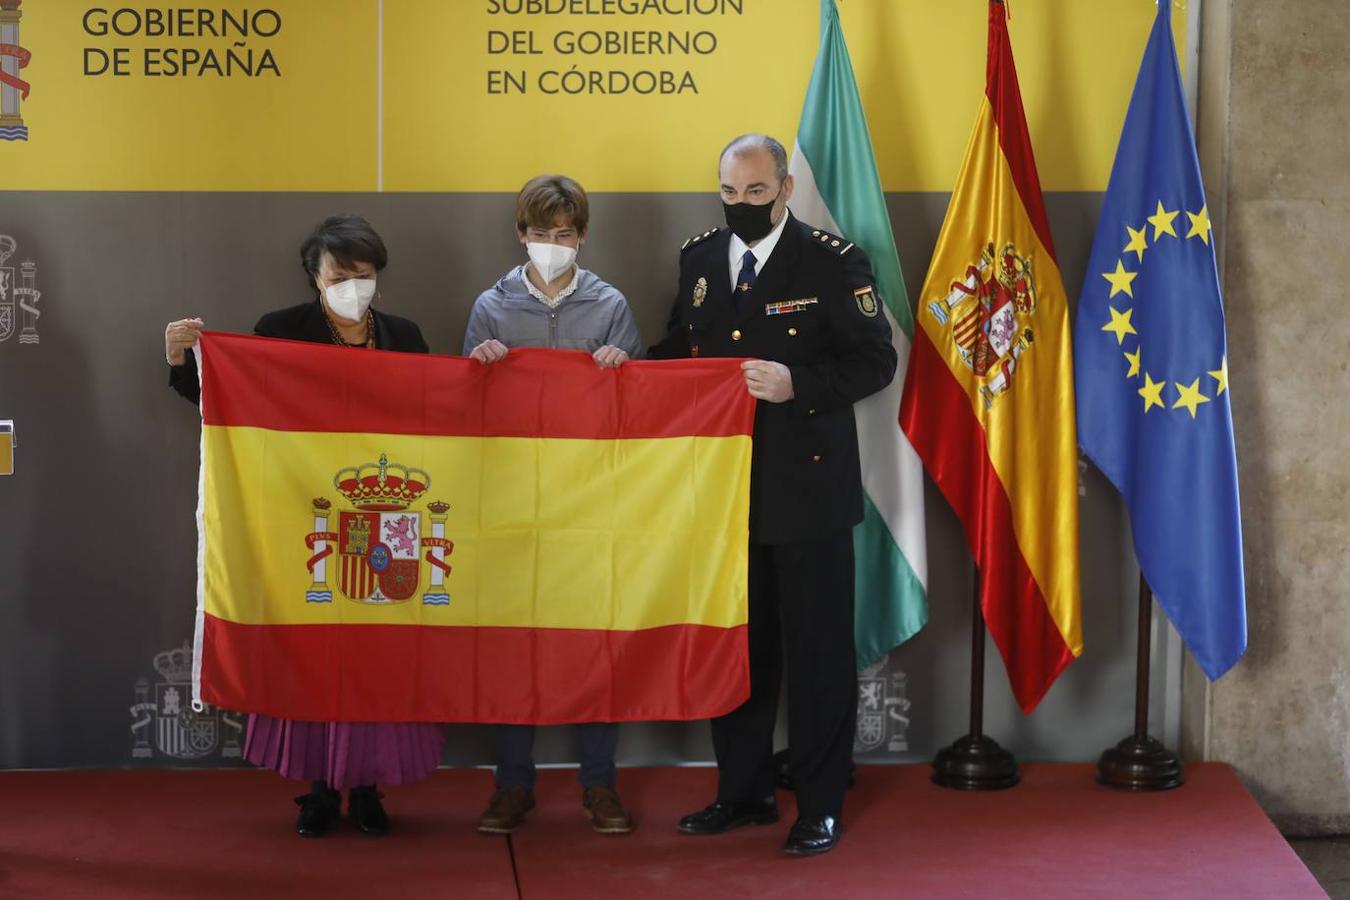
[650,134,896,856]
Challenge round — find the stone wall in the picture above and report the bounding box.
[1184,0,1350,836]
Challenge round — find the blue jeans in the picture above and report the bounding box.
[494,723,619,791]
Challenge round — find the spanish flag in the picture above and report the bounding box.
[899,1,1081,713]
[191,333,755,724]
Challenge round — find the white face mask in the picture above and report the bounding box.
[527,241,577,284]
[323,278,377,321]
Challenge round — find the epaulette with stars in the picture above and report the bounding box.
[806,227,856,257]
[680,226,722,252]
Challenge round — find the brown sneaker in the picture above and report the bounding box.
[476,787,535,834]
[582,786,634,834]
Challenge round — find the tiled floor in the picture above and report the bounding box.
[1290,837,1350,899]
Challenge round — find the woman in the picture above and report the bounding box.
[164,215,445,837]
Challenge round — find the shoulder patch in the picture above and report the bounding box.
[853,285,880,317]
[681,226,722,252]
[806,227,855,257]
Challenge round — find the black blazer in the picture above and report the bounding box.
[650,215,898,544]
[168,300,430,404]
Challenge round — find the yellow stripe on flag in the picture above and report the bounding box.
[202,426,751,631]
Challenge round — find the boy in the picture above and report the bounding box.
[463,174,642,835]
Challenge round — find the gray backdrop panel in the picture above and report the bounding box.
[0,191,1171,771]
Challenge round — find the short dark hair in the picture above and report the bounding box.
[300,215,389,287]
[515,175,590,234]
[719,133,789,184]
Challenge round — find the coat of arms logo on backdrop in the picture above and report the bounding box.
[130,642,244,761]
[854,658,912,756]
[0,0,32,142]
[0,234,41,345]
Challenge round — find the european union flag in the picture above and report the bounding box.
[1074,0,1246,679]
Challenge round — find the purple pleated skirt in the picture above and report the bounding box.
[243,715,446,790]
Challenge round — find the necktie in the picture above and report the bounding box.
[735,249,757,314]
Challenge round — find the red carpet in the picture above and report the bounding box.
[0,764,1324,899]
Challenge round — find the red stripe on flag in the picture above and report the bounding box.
[900,330,1074,712]
[200,615,750,724]
[199,332,756,440]
[984,1,1058,263]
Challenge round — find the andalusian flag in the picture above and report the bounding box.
[899,1,1081,712]
[191,333,755,723]
[789,0,928,668]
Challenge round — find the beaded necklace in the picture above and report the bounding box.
[323,307,377,349]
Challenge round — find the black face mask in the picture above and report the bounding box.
[723,192,781,243]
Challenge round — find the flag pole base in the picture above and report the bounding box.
[1096,734,1184,791]
[931,734,1019,791]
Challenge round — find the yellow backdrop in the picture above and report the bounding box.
[2,1,1187,192]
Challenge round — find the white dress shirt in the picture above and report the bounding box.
[727,209,790,293]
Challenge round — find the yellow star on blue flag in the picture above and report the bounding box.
[1073,0,1246,681]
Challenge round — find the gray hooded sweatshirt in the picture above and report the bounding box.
[462,265,642,358]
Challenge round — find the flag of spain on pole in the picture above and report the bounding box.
[191,333,756,724]
[899,0,1082,713]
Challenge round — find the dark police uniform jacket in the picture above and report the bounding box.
[649,214,897,544]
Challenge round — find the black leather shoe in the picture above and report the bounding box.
[294,788,341,837]
[677,797,779,835]
[348,787,389,835]
[783,815,840,856]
